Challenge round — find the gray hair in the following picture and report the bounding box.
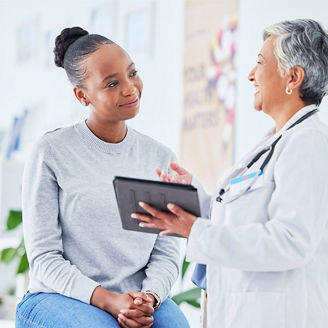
[264,19,328,106]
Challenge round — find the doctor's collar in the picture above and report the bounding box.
[275,104,318,135]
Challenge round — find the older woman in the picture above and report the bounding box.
[133,19,328,327]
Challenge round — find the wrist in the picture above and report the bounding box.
[187,216,198,238]
[90,286,115,312]
[146,294,156,306]
[145,291,161,310]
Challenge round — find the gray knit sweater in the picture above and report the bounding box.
[22,121,180,304]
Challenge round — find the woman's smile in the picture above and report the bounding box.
[119,97,139,108]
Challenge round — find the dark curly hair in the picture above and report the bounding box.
[54,27,113,87]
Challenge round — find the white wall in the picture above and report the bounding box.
[235,0,328,160]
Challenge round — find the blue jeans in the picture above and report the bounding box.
[16,292,190,328]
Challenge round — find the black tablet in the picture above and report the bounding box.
[113,176,201,237]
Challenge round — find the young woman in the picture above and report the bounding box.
[15,27,189,328]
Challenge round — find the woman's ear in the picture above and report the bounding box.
[74,86,89,106]
[286,66,305,91]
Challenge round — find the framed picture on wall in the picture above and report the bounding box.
[16,18,39,63]
[122,1,155,60]
[90,1,117,40]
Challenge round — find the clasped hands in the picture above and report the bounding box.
[91,286,155,328]
[116,291,155,328]
[131,162,197,238]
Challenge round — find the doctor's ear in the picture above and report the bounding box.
[286,66,305,92]
[74,86,89,106]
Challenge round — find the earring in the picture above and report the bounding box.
[285,87,293,95]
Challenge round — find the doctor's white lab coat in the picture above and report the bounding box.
[186,105,328,328]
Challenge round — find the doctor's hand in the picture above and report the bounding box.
[132,202,197,238]
[155,162,192,185]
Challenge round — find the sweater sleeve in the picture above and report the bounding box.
[22,137,99,304]
[187,130,328,271]
[141,235,180,301]
[141,150,181,301]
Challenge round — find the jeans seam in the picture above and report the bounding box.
[16,312,48,328]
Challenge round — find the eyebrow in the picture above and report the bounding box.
[102,62,135,82]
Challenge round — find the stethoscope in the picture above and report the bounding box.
[216,108,319,203]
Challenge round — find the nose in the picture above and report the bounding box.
[248,66,256,82]
[122,79,136,97]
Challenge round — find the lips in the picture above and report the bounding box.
[254,85,259,94]
[119,97,139,108]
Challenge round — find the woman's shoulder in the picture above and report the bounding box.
[32,124,77,155]
[43,124,77,142]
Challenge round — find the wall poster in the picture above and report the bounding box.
[181,0,238,192]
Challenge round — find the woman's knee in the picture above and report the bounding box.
[152,297,190,328]
[16,292,120,328]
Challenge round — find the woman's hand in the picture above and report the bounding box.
[90,287,154,327]
[132,202,197,238]
[117,292,154,328]
[155,162,192,185]
[118,292,155,328]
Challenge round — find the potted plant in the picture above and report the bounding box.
[0,210,29,274]
[172,257,201,308]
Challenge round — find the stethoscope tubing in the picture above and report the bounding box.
[216,108,319,203]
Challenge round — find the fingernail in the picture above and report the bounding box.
[167,203,174,210]
[139,223,144,227]
[139,201,145,207]
[120,309,126,314]
[131,213,137,218]
[118,314,124,320]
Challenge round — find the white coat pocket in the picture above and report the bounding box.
[225,292,285,328]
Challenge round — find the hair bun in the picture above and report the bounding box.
[54,27,89,68]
